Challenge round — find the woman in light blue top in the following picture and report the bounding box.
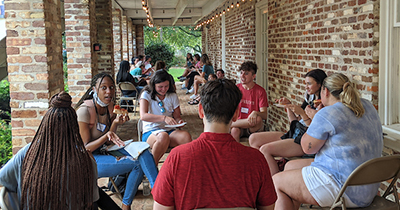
[273,73,383,210]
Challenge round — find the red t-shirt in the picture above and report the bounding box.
[152,132,277,210]
[237,83,269,119]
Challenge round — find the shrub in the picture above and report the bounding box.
[0,118,12,166]
[145,42,175,69]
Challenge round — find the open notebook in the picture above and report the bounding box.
[106,140,150,159]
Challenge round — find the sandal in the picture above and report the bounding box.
[188,99,199,105]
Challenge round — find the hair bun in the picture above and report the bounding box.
[50,91,72,108]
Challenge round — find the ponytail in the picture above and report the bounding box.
[323,73,364,117]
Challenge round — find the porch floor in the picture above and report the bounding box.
[98,81,320,210]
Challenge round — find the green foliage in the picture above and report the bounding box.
[170,55,186,67]
[144,26,202,54]
[168,68,185,82]
[62,33,68,92]
[0,118,12,166]
[0,79,10,113]
[145,42,175,69]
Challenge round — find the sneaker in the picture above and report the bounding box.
[190,94,198,99]
[179,77,187,82]
[181,83,187,90]
[186,90,191,94]
[188,88,194,93]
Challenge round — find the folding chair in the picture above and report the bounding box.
[118,82,139,116]
[329,155,400,210]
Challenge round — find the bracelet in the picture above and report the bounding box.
[304,118,311,121]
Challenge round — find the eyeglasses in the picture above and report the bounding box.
[158,101,166,113]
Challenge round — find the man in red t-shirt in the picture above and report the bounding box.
[152,79,276,210]
[231,61,269,142]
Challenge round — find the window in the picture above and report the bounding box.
[379,1,400,151]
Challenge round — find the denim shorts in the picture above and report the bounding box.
[142,129,175,142]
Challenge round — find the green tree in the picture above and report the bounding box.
[144,26,202,54]
[145,43,175,69]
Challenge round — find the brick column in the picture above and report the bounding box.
[127,19,133,62]
[132,23,137,57]
[122,15,128,61]
[5,0,64,151]
[112,8,122,75]
[95,0,113,75]
[136,24,145,56]
[64,0,97,103]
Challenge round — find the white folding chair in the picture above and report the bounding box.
[118,82,140,116]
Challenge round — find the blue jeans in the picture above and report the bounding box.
[93,149,158,205]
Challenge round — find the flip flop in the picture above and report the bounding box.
[188,99,199,105]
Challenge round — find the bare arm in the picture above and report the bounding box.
[256,106,268,120]
[140,98,166,123]
[300,133,326,154]
[153,201,174,210]
[78,121,124,152]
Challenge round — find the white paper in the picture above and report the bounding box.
[107,140,150,159]
[273,104,286,108]
[165,122,187,128]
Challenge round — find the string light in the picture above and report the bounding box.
[231,3,234,8]
[237,2,240,7]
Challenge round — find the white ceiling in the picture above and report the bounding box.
[115,0,227,26]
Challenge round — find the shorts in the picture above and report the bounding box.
[281,120,307,144]
[142,129,175,142]
[302,166,358,208]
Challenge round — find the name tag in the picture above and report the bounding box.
[241,107,249,114]
[96,123,106,132]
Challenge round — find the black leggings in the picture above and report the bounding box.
[187,71,200,90]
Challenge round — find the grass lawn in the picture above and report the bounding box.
[168,68,185,82]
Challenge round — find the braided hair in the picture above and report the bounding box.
[21,91,94,209]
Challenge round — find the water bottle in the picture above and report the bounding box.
[142,179,151,196]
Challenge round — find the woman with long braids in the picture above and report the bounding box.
[75,73,158,210]
[273,73,383,209]
[0,91,96,209]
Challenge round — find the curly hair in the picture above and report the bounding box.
[239,61,258,74]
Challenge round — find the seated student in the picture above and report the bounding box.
[249,69,327,175]
[230,61,268,142]
[154,60,176,91]
[117,60,144,96]
[130,63,150,86]
[189,54,214,99]
[187,73,217,105]
[216,68,225,79]
[180,54,201,85]
[75,73,159,210]
[144,55,154,75]
[177,53,194,81]
[0,91,120,210]
[140,70,192,165]
[152,79,277,210]
[273,73,383,210]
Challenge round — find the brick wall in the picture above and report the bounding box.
[128,19,133,62]
[95,0,113,75]
[136,24,144,56]
[122,15,128,61]
[64,0,96,103]
[5,0,64,152]
[202,0,256,82]
[266,0,379,132]
[112,8,122,77]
